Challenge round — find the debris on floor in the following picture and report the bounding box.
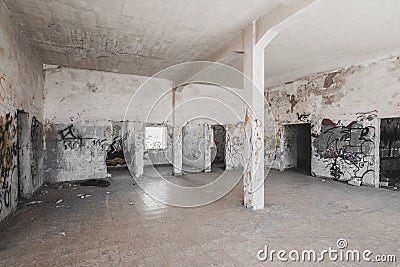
[106,173,112,178]
[348,178,361,187]
[380,171,400,189]
[77,194,92,199]
[52,230,66,236]
[26,200,42,206]
[55,199,63,204]
[80,179,110,187]
[129,201,133,205]
[39,189,48,196]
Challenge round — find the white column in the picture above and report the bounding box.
[172,126,183,175]
[204,124,212,172]
[133,121,144,178]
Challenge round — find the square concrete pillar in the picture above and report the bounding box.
[204,124,212,172]
[243,110,264,210]
[133,121,144,178]
[172,126,183,176]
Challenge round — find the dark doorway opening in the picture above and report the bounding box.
[284,123,312,175]
[212,125,226,170]
[380,118,400,188]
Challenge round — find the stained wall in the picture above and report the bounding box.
[266,54,400,187]
[44,66,173,182]
[0,2,44,222]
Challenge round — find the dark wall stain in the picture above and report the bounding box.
[87,83,97,92]
[288,95,298,113]
[323,72,338,88]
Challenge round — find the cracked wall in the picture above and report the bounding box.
[0,2,44,222]
[267,53,400,187]
[43,66,173,182]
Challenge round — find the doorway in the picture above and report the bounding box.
[284,123,312,175]
[380,118,400,188]
[212,125,226,169]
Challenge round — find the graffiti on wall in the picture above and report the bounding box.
[314,113,377,185]
[106,125,127,166]
[0,113,17,214]
[31,116,43,188]
[58,124,128,166]
[225,123,245,169]
[265,133,280,161]
[59,125,110,150]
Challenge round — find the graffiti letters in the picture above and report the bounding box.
[0,113,17,214]
[314,117,376,184]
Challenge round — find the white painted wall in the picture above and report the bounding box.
[44,66,173,123]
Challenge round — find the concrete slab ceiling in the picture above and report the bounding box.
[3,0,284,77]
[265,0,400,86]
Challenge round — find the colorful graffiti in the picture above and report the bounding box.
[314,116,376,185]
[0,113,17,214]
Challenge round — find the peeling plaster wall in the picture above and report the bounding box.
[267,54,400,187]
[0,2,44,222]
[182,123,206,171]
[44,66,172,182]
[176,83,247,171]
[225,123,245,170]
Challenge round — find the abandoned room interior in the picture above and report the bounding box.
[0,0,400,266]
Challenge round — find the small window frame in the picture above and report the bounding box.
[145,126,167,150]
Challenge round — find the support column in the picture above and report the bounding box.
[242,22,268,210]
[133,121,144,178]
[172,87,183,176]
[204,124,212,172]
[172,126,183,175]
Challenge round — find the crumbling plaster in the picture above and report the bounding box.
[3,0,283,77]
[43,66,173,182]
[267,53,400,187]
[0,1,44,222]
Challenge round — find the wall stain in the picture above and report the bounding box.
[288,95,298,113]
[323,72,338,88]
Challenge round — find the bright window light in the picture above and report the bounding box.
[145,126,167,149]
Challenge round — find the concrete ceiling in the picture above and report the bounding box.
[3,0,283,77]
[266,0,400,87]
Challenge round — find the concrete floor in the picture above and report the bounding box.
[0,167,399,266]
